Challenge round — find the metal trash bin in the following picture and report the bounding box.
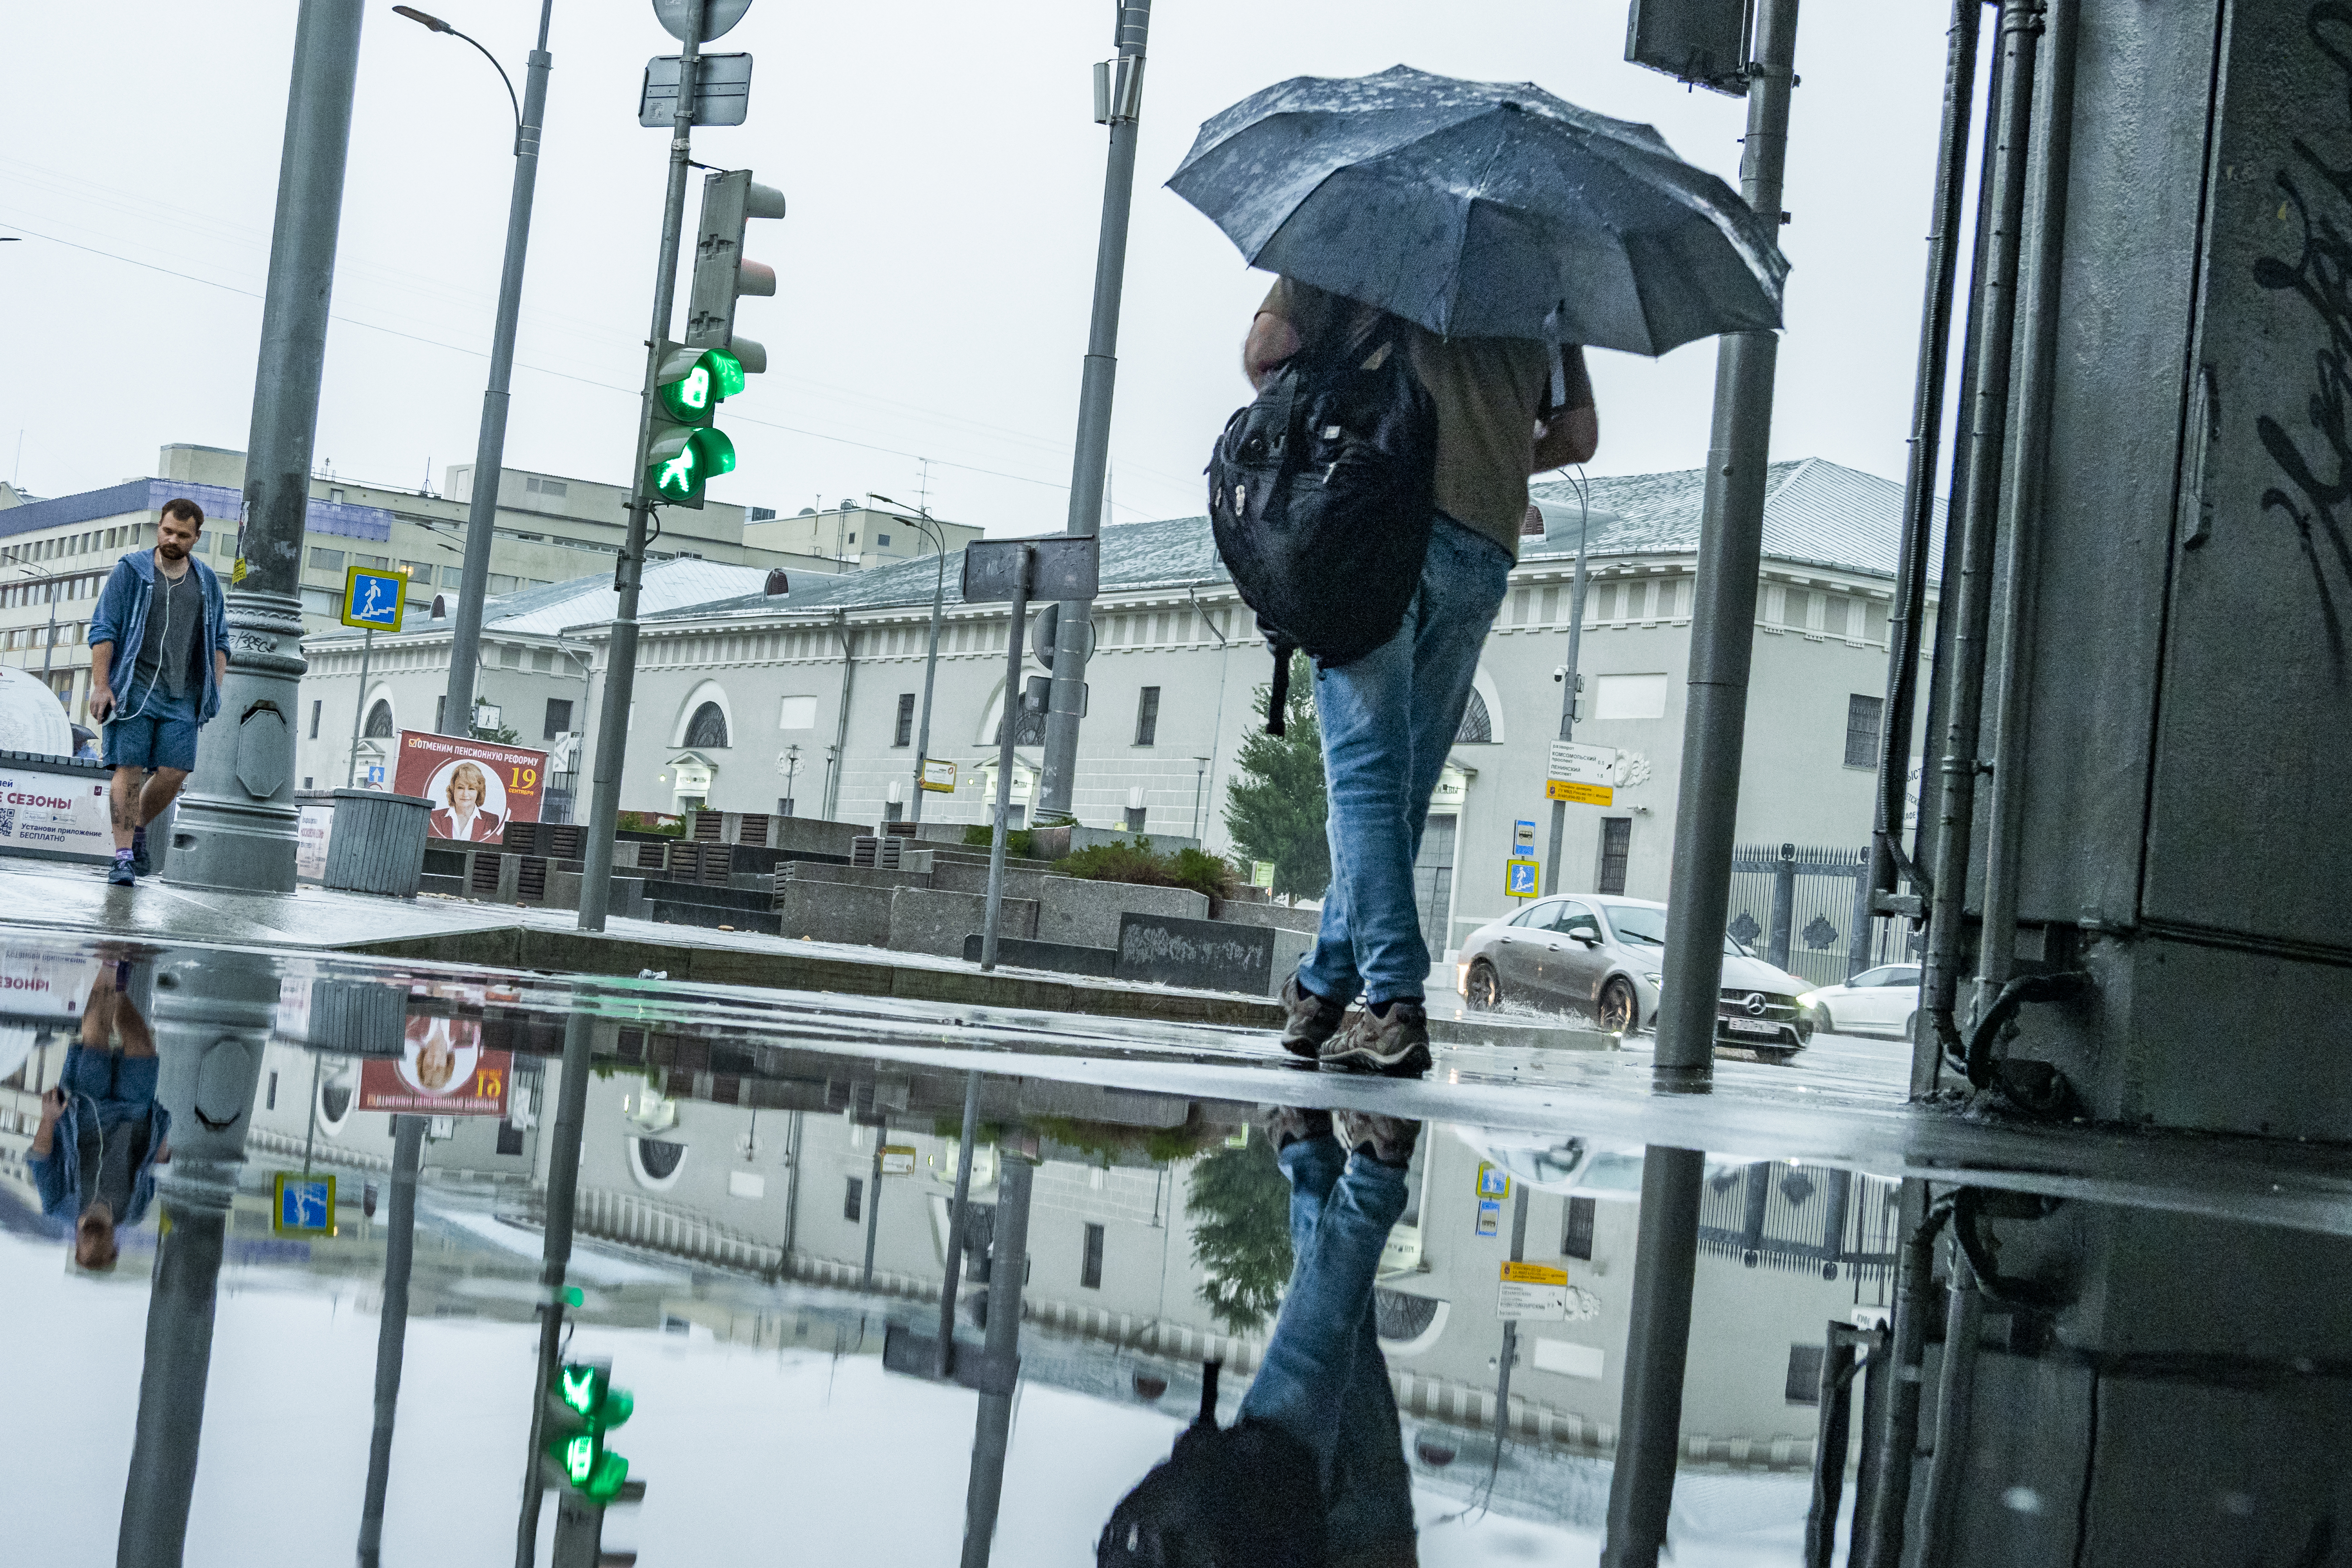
[323,789,432,898]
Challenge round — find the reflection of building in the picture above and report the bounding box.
[523,1042,1889,1472]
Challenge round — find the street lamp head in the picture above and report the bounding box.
[392,5,454,33]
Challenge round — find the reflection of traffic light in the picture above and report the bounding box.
[647,344,742,509]
[542,1358,634,1502]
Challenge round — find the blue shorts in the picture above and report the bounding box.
[61,1044,160,1128]
[104,682,200,772]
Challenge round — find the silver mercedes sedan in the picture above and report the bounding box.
[1455,894,1819,1061]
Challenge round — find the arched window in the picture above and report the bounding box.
[363,700,393,738]
[683,701,729,748]
[1455,688,1493,744]
[632,1137,687,1184]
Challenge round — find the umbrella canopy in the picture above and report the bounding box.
[1169,64,1789,357]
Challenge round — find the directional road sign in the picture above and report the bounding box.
[341,565,407,632]
[961,535,1099,604]
[1548,779,1614,806]
[639,53,752,127]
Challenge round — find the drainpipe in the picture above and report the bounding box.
[825,608,855,820]
[1915,1245,1984,1568]
[1920,0,2043,1092]
[1976,0,2074,1018]
[1873,0,1982,907]
[1853,1184,1951,1568]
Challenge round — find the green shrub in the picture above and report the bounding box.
[960,823,1037,859]
[1058,838,1235,900]
[617,811,686,837]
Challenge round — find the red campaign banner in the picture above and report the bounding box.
[358,1014,513,1117]
[392,730,548,842]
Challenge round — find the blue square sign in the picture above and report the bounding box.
[1505,859,1539,898]
[272,1171,336,1236]
[342,565,406,632]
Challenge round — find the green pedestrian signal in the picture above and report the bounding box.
[543,1358,634,1503]
[647,345,743,509]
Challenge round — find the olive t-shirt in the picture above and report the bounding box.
[1258,278,1591,559]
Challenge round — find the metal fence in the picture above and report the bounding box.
[1695,1159,1902,1304]
[1725,843,1921,987]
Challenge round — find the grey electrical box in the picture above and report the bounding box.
[1624,0,1754,96]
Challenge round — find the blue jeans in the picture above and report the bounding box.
[1238,1135,1416,1558]
[1298,516,1513,1007]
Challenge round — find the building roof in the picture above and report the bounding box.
[1524,457,1947,578]
[641,457,1936,628]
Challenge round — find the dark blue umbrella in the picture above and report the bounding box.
[1168,65,1788,356]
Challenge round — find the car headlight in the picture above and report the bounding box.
[1795,990,1822,1009]
[1455,961,1470,997]
[1641,973,1663,989]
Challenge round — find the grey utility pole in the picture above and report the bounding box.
[960,1152,1034,1568]
[871,495,950,824]
[1542,493,1594,895]
[1034,0,1151,828]
[413,0,559,744]
[167,0,366,894]
[355,1113,426,1568]
[513,1012,600,1564]
[575,0,710,931]
[1601,1,1799,1565]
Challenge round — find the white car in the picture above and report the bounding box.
[1798,964,1921,1039]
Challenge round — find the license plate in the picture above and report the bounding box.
[1724,1018,1779,1035]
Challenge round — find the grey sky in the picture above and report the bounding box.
[0,1,1961,535]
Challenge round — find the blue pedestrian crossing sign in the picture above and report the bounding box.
[342,564,407,632]
[272,1171,337,1237]
[1505,859,1540,898]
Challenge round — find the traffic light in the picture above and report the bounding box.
[643,168,782,510]
[542,1358,634,1503]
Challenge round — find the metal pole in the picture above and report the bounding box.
[1766,842,1797,971]
[573,0,706,931]
[960,1152,1033,1568]
[1921,0,2042,1083]
[1544,500,1593,896]
[1976,0,2073,1018]
[861,1132,884,1288]
[345,627,374,788]
[910,518,948,824]
[1915,1243,1983,1568]
[1035,1,1152,826]
[1598,1145,1707,1568]
[980,549,1032,970]
[41,575,57,687]
[936,1070,982,1377]
[168,0,365,893]
[1855,1181,1940,1568]
[1874,0,1983,906]
[1649,0,1800,1092]
[514,1009,599,1567]
[444,0,558,740]
[824,610,855,820]
[1493,1181,1529,1453]
[356,1114,427,1568]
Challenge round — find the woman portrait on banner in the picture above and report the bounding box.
[427,760,504,843]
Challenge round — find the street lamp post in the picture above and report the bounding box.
[872,494,950,827]
[395,2,560,744]
[781,743,800,817]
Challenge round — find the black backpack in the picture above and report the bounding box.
[1097,1362,1325,1568]
[1207,307,1439,735]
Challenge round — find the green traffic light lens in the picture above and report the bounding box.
[585,1450,631,1504]
[700,427,737,478]
[657,364,712,421]
[561,1434,597,1485]
[708,350,745,398]
[559,1364,598,1415]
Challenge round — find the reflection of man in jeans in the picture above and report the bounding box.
[26,961,171,1270]
[1098,1107,1421,1568]
[1245,280,1600,1073]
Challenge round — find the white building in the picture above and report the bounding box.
[297,458,1936,957]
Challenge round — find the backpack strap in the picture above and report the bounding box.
[1265,642,1294,736]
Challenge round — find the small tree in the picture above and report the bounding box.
[1222,652,1328,901]
[1187,1132,1292,1333]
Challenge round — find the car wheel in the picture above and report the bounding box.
[1899,1010,1918,1044]
[1813,1005,1836,1036]
[1758,1046,1801,1065]
[1597,978,1639,1036]
[1467,960,1502,1010]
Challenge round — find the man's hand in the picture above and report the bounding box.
[89,684,115,724]
[1533,406,1600,471]
[32,1087,63,1157]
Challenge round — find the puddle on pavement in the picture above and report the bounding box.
[0,932,2047,1566]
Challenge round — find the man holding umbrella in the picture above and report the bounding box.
[1247,279,1596,1073]
[1172,65,1785,1077]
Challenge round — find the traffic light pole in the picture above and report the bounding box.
[1542,499,1593,896]
[514,1009,601,1566]
[167,0,366,895]
[1035,0,1151,828]
[443,0,558,742]
[575,2,708,931]
[356,1114,426,1568]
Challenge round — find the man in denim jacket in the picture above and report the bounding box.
[87,497,230,886]
[27,960,170,1270]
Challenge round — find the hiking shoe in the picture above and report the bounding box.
[1318,998,1431,1078]
[1279,971,1349,1060]
[1258,1104,1332,1152]
[1334,1109,1421,1168]
[108,857,137,887]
